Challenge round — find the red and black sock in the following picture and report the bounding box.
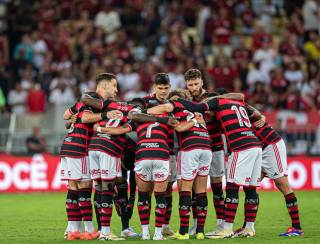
[164,194,173,225]
[195,193,208,233]
[224,183,240,224]
[66,189,81,222]
[285,192,301,229]
[191,189,197,220]
[155,191,167,228]
[100,189,114,228]
[211,182,225,221]
[138,191,151,225]
[179,191,191,235]
[243,186,259,224]
[78,188,93,221]
[93,190,101,230]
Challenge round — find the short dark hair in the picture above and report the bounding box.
[129,98,146,109]
[184,69,202,81]
[215,88,229,95]
[96,73,116,85]
[154,73,170,85]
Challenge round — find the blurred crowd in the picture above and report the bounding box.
[0,0,320,115]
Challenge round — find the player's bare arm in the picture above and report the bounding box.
[246,104,265,128]
[63,108,73,120]
[129,111,178,126]
[93,123,132,135]
[174,120,197,132]
[81,92,102,109]
[146,103,174,115]
[65,115,77,129]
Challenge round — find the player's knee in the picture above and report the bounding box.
[68,180,78,190]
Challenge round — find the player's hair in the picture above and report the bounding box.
[130,98,146,109]
[168,88,191,100]
[215,87,229,95]
[96,73,116,85]
[154,73,170,85]
[184,68,202,81]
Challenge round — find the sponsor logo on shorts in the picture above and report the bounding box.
[154,172,165,179]
[90,169,101,176]
[199,166,209,172]
[192,169,197,176]
[245,177,251,182]
[60,170,64,175]
[68,170,71,176]
[136,173,147,180]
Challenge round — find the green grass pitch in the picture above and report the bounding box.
[0,191,319,243]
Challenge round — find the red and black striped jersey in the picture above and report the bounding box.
[252,123,282,149]
[135,114,170,162]
[170,101,212,151]
[205,113,224,152]
[175,98,261,152]
[245,106,282,149]
[60,102,98,158]
[207,98,261,152]
[89,101,136,158]
[168,127,175,155]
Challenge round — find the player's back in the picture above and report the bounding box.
[170,100,212,151]
[215,98,261,152]
[60,101,95,158]
[89,100,135,158]
[135,116,170,162]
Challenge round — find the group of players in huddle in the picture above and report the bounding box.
[60,69,304,241]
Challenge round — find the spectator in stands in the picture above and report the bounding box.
[287,89,313,111]
[248,81,270,110]
[207,55,238,91]
[13,34,33,64]
[31,30,48,70]
[94,5,121,44]
[168,64,186,90]
[27,81,46,113]
[302,0,320,35]
[117,63,139,97]
[247,61,269,91]
[270,67,288,108]
[49,82,75,105]
[284,61,304,88]
[7,82,27,114]
[26,126,46,154]
[253,38,276,81]
[304,31,320,60]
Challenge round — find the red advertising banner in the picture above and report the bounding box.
[0,153,320,192]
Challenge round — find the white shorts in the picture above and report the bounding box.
[134,159,169,182]
[168,155,177,182]
[209,150,225,177]
[89,150,122,180]
[262,139,288,179]
[177,149,212,181]
[226,147,262,186]
[60,156,90,181]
